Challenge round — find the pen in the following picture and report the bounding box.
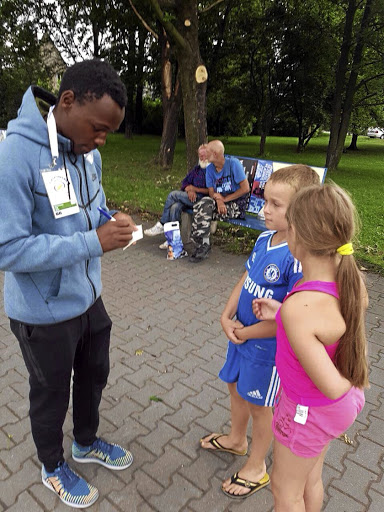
[97,206,117,222]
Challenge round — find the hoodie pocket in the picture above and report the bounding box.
[29,269,62,301]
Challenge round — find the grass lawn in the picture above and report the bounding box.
[99,133,384,273]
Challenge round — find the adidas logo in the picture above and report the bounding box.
[247,389,263,399]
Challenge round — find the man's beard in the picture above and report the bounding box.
[199,159,209,168]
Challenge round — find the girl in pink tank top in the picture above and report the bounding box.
[252,184,369,512]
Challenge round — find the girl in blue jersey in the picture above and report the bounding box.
[200,165,320,499]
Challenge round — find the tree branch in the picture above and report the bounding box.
[199,0,226,14]
[147,0,186,50]
[129,0,158,40]
[354,93,383,107]
[356,72,384,90]
[303,124,321,146]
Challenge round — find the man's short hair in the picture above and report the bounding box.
[207,139,225,155]
[58,59,127,108]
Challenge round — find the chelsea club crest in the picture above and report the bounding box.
[264,264,280,283]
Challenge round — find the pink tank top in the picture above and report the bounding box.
[276,280,341,406]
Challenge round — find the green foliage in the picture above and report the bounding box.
[326,0,384,169]
[162,11,176,23]
[142,97,163,135]
[200,0,338,146]
[199,0,384,155]
[35,0,110,60]
[349,40,384,134]
[3,0,384,163]
[0,0,47,126]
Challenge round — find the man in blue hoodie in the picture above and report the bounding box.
[0,60,136,508]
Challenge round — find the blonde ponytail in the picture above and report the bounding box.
[336,254,369,388]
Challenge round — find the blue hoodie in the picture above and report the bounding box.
[0,86,112,324]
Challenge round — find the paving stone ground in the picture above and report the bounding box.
[0,220,383,511]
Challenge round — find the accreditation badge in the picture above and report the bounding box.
[41,168,80,219]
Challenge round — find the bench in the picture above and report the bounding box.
[226,157,327,231]
[180,156,327,243]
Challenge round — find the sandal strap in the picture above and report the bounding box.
[230,472,257,489]
[210,435,225,450]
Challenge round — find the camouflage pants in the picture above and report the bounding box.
[190,196,244,246]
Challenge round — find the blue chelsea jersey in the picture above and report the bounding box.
[235,230,302,363]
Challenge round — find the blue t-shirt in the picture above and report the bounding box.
[235,230,302,364]
[206,156,246,195]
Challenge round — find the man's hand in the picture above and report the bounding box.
[187,189,197,202]
[221,315,244,344]
[216,198,227,215]
[212,192,224,202]
[97,212,138,252]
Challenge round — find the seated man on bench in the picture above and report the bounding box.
[189,140,250,263]
[144,144,209,249]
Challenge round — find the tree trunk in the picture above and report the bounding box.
[258,111,272,156]
[299,124,321,151]
[149,0,207,170]
[124,109,133,139]
[326,0,356,170]
[206,1,233,88]
[334,0,372,161]
[296,116,305,152]
[347,133,359,150]
[326,0,372,170]
[157,29,182,168]
[178,55,207,169]
[135,26,146,135]
[125,29,136,139]
[135,84,143,135]
[158,87,182,167]
[92,20,100,58]
[259,133,266,156]
[174,2,207,169]
[297,134,304,153]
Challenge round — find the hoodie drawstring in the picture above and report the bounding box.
[66,152,91,211]
[62,152,71,201]
[82,156,91,211]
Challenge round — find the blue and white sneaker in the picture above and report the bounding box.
[41,461,99,509]
[72,438,133,470]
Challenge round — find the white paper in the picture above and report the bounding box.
[123,224,143,250]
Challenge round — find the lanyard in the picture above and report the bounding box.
[47,105,59,167]
[46,105,71,200]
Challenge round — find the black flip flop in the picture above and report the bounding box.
[222,471,270,499]
[200,434,247,456]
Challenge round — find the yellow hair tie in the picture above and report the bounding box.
[337,243,354,256]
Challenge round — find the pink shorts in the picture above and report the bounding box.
[272,387,365,458]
